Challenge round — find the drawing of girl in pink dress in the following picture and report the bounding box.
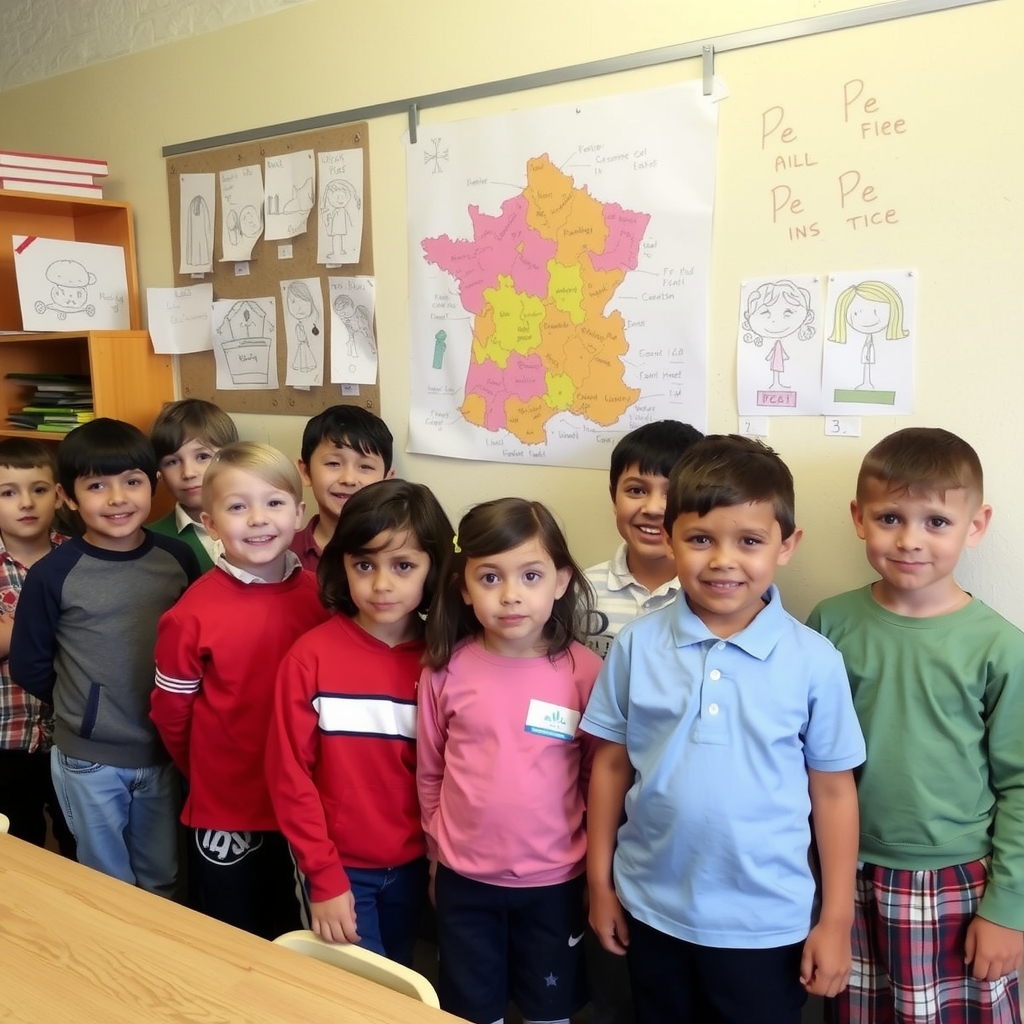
[742,279,816,390]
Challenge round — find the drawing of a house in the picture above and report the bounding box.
[219,299,273,384]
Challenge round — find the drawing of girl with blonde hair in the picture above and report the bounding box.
[829,280,908,390]
[742,279,816,390]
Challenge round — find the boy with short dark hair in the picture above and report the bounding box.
[149,398,239,571]
[808,427,1024,1024]
[290,405,393,570]
[583,434,865,1024]
[10,419,200,895]
[152,442,329,938]
[585,419,703,658]
[0,438,73,855]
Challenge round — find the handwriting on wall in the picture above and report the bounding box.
[761,78,907,241]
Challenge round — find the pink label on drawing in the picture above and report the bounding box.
[756,390,798,407]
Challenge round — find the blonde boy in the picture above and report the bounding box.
[149,399,239,572]
[152,442,329,937]
[808,427,1024,1024]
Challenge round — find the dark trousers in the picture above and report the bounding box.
[626,914,807,1024]
[0,748,75,857]
[189,828,303,940]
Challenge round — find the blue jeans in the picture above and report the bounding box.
[344,858,429,966]
[51,747,178,897]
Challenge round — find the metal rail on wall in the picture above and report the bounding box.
[163,0,997,156]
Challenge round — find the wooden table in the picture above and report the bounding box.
[0,832,462,1023]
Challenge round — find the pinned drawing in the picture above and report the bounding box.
[179,173,216,273]
[736,275,824,416]
[14,235,130,331]
[329,275,378,385]
[318,149,364,264]
[220,164,264,261]
[281,277,324,387]
[211,296,279,390]
[264,149,315,241]
[823,272,915,415]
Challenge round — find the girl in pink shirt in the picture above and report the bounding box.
[418,497,602,1024]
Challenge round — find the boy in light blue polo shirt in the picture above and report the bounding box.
[582,434,865,1024]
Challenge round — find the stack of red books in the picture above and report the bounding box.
[0,150,108,199]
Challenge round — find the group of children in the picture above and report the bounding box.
[0,398,1020,1024]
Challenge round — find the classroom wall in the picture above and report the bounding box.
[1,0,1021,624]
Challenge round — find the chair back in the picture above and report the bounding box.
[273,929,440,1008]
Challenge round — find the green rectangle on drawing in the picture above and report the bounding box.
[833,389,896,405]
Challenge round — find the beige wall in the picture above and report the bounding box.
[1,0,1021,623]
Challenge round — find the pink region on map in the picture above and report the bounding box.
[464,353,547,432]
[422,196,557,314]
[590,203,651,273]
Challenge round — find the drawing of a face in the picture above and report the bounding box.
[846,295,889,335]
[238,205,261,238]
[748,296,810,339]
[287,287,312,321]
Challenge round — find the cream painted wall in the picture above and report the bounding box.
[0,0,1021,624]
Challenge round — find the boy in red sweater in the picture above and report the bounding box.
[151,442,329,937]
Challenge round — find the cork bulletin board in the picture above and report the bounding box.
[164,122,378,416]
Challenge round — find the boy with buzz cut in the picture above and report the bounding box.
[149,398,239,572]
[290,405,394,571]
[583,434,865,1024]
[0,438,74,856]
[10,419,201,895]
[585,419,703,659]
[807,427,1024,1024]
[152,442,329,938]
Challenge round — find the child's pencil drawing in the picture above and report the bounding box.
[211,296,279,390]
[179,172,216,274]
[317,149,365,265]
[35,259,96,319]
[219,164,264,262]
[736,275,824,416]
[264,150,315,241]
[823,272,916,415]
[329,275,378,385]
[281,278,325,387]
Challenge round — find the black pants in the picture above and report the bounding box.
[189,828,303,940]
[0,748,75,857]
[626,914,807,1024]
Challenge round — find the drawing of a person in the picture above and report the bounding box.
[321,179,361,260]
[287,281,320,373]
[742,279,815,390]
[829,281,908,390]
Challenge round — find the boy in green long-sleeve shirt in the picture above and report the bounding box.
[808,427,1024,1024]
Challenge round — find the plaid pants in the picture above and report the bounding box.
[832,858,1020,1024]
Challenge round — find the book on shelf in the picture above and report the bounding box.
[0,177,104,199]
[0,149,108,178]
[0,166,97,185]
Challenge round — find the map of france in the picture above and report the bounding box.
[422,154,651,444]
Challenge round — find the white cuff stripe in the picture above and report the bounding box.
[312,695,417,739]
[154,670,201,694]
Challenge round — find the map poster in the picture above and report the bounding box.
[405,81,719,468]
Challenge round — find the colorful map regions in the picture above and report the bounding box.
[421,154,651,445]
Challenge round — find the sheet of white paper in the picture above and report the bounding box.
[281,277,325,387]
[737,275,824,416]
[219,165,264,262]
[179,172,216,273]
[822,270,916,415]
[211,296,279,390]
[14,235,130,331]
[329,276,378,384]
[317,150,364,265]
[264,150,315,240]
[146,284,213,354]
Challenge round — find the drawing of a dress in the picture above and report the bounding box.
[767,339,788,375]
[291,322,316,372]
[186,195,211,266]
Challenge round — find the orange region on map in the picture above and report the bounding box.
[423,153,650,444]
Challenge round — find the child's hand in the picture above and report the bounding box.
[589,882,629,956]
[965,916,1024,981]
[310,892,359,945]
[799,918,852,997]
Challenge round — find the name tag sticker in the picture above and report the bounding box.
[525,699,580,741]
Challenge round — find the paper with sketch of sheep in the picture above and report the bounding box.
[212,296,279,390]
